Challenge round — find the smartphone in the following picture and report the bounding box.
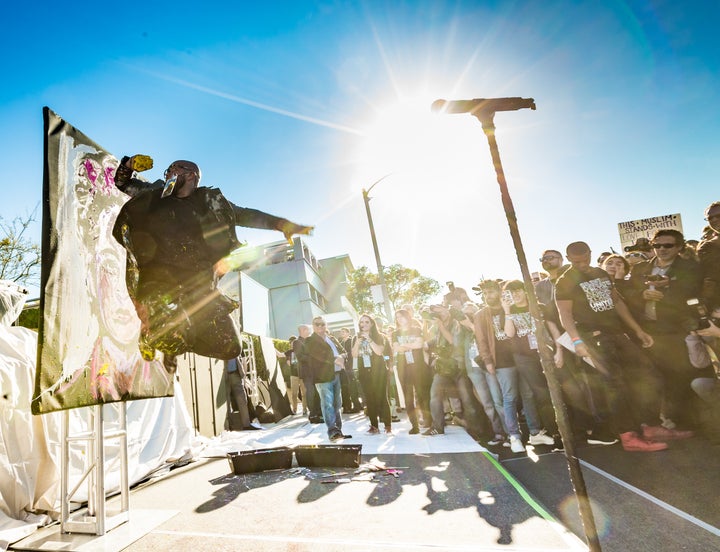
[502,290,514,304]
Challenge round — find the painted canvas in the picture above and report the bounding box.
[32,108,174,414]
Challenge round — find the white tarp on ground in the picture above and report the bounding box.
[197,410,486,459]
[0,282,194,550]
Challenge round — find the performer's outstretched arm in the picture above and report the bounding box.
[228,202,314,242]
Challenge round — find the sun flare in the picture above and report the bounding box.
[353,96,487,207]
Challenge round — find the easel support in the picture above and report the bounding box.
[60,402,129,535]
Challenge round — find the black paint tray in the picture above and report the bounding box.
[294,444,362,468]
[227,447,293,474]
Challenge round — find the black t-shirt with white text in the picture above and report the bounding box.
[508,304,539,356]
[489,306,515,368]
[555,266,625,334]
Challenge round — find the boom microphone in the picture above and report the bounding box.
[431,97,536,116]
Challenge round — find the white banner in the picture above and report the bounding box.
[617,213,683,251]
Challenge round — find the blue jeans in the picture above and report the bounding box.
[429,373,482,436]
[303,376,322,419]
[315,374,343,438]
[467,365,507,436]
[513,353,558,434]
[494,365,542,437]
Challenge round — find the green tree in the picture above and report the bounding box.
[0,211,41,329]
[346,265,379,316]
[346,263,441,319]
[0,211,41,287]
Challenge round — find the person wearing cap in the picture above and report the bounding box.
[473,279,543,453]
[625,251,651,266]
[624,238,653,267]
[422,303,484,438]
[112,154,313,367]
[555,241,689,452]
[502,279,559,446]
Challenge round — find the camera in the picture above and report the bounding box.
[448,305,467,321]
[446,281,455,292]
[685,298,711,330]
[502,290,514,304]
[420,307,442,321]
[645,274,669,287]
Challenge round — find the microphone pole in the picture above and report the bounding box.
[433,97,602,552]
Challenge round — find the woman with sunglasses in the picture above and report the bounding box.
[352,314,393,434]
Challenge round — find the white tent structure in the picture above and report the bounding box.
[0,281,194,549]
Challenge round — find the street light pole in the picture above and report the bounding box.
[433,98,602,552]
[362,175,394,321]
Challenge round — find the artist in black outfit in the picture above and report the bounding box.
[112,155,312,367]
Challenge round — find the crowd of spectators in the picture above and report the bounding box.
[279,201,720,452]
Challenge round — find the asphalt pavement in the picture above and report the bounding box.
[10,411,720,551]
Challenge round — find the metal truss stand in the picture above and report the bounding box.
[12,402,178,551]
[240,332,259,406]
[60,403,129,535]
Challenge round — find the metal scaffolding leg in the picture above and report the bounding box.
[60,403,129,535]
[13,400,177,551]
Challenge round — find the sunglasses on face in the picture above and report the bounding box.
[164,165,197,179]
[539,256,560,262]
[313,322,326,327]
[651,243,677,249]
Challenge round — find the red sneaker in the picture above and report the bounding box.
[641,424,694,442]
[620,431,668,452]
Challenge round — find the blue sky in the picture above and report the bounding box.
[2,1,719,300]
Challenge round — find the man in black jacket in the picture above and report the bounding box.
[112,155,312,366]
[302,316,349,440]
[295,324,323,423]
[625,229,709,429]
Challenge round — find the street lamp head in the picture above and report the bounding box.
[432,98,536,116]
